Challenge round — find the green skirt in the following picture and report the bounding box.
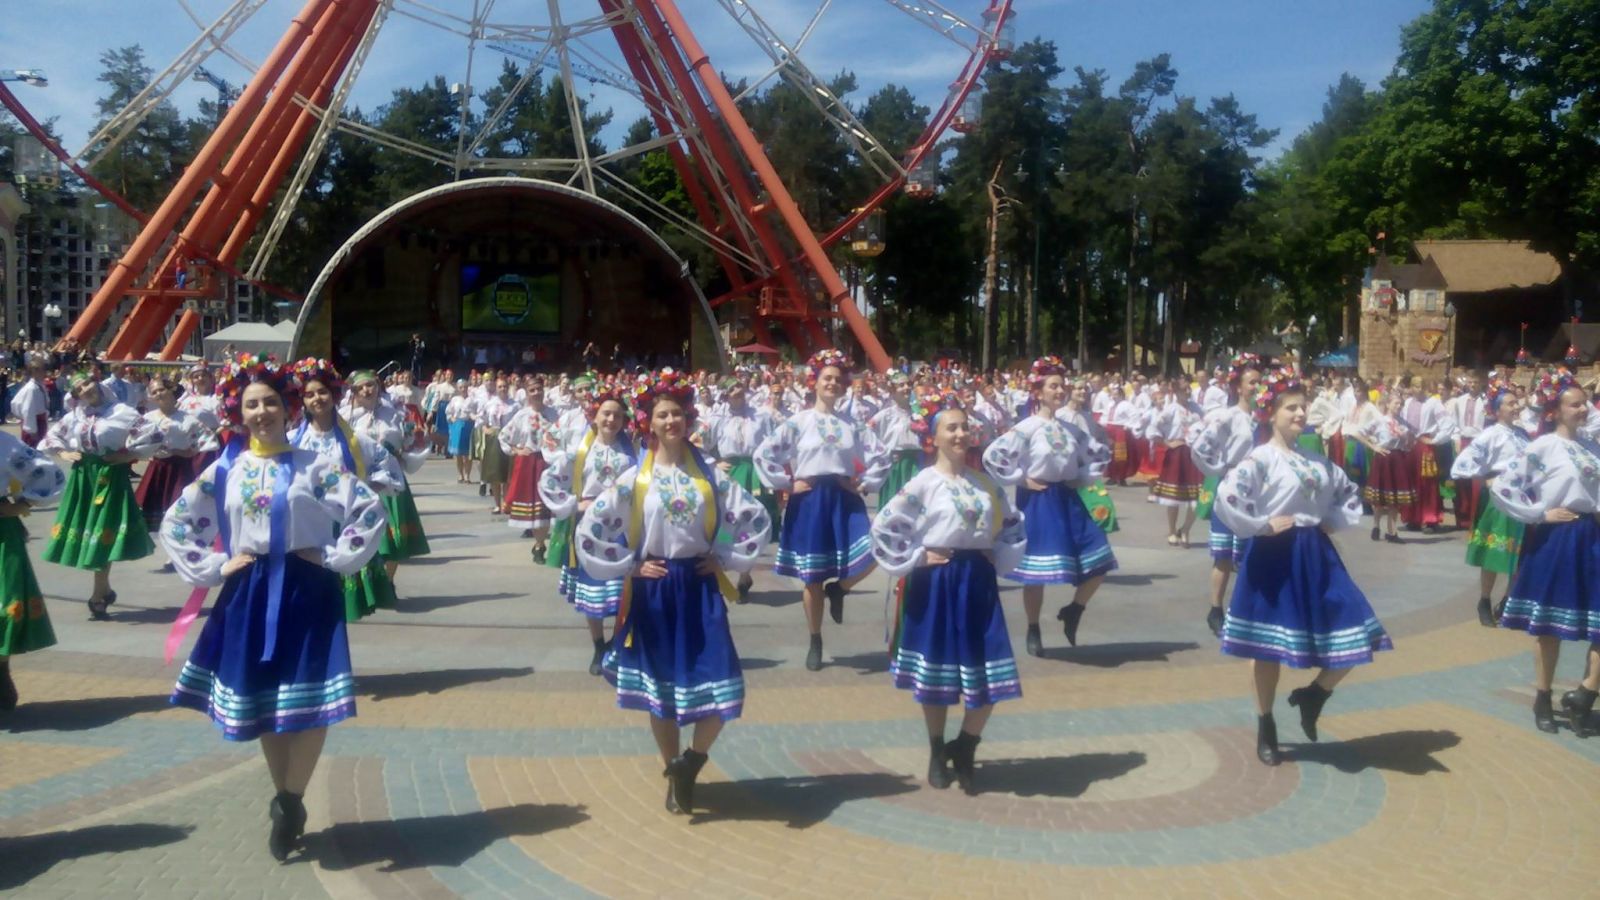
[878,450,922,512]
[479,433,510,484]
[378,487,431,561]
[470,426,487,461]
[43,456,154,571]
[1195,474,1220,521]
[1078,481,1120,534]
[726,455,780,539]
[1464,498,1523,575]
[547,516,574,570]
[1296,433,1324,455]
[342,558,398,622]
[0,516,55,655]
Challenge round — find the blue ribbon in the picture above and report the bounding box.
[292,419,358,474]
[260,450,295,663]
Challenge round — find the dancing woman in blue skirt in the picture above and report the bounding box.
[873,393,1027,794]
[983,357,1116,655]
[161,355,387,860]
[577,370,771,815]
[1192,353,1264,637]
[754,350,890,671]
[1214,366,1391,766]
[1488,368,1600,736]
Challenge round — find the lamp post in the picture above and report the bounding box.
[0,69,48,87]
[42,302,62,344]
[1442,301,1455,382]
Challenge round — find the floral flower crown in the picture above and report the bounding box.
[290,357,345,399]
[1532,366,1580,432]
[1228,352,1264,386]
[909,388,964,453]
[588,387,632,422]
[65,367,100,393]
[1026,355,1067,389]
[217,353,299,426]
[1484,376,1513,414]
[806,349,852,388]
[630,368,698,432]
[1252,364,1304,423]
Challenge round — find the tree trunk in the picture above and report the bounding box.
[982,161,1005,371]
[1026,258,1040,361]
[1077,263,1090,371]
[1125,213,1138,378]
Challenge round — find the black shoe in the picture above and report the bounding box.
[589,638,607,677]
[0,664,16,712]
[825,581,845,624]
[1287,682,1331,742]
[926,735,952,789]
[531,544,546,566]
[1056,603,1084,647]
[158,562,175,574]
[1476,596,1495,628]
[944,731,981,795]
[1561,687,1598,738]
[479,483,488,496]
[1370,526,1380,542]
[1492,597,1507,622]
[87,598,111,621]
[1025,624,1042,657]
[1256,714,1281,766]
[737,573,753,601]
[667,750,708,814]
[805,634,823,671]
[1384,533,1403,544]
[267,791,307,862]
[1206,606,1225,638]
[521,528,534,539]
[1533,690,1558,734]
[104,590,118,607]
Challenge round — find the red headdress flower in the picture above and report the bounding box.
[909,388,964,453]
[631,368,698,432]
[1252,364,1304,424]
[1228,352,1264,386]
[1532,366,1580,434]
[805,349,852,388]
[216,353,299,427]
[289,357,345,400]
[1026,355,1067,389]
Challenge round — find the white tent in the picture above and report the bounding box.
[201,321,294,362]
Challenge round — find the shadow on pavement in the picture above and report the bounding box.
[406,555,491,566]
[312,803,589,871]
[357,667,535,700]
[1102,573,1178,586]
[3,693,173,733]
[976,751,1148,798]
[740,589,801,608]
[390,591,523,614]
[824,652,889,675]
[82,604,198,625]
[1041,641,1201,668]
[738,657,783,671]
[689,772,917,828]
[1291,729,1461,775]
[0,823,194,889]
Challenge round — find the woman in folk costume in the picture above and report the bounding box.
[422,369,454,458]
[177,362,225,474]
[1402,379,1457,533]
[501,382,559,554]
[1213,366,1392,766]
[1488,368,1600,736]
[40,370,156,620]
[703,375,780,598]
[984,357,1117,656]
[346,370,431,591]
[1448,377,1530,627]
[754,349,890,672]
[869,371,923,511]
[132,374,220,550]
[1191,353,1265,638]
[445,379,475,476]
[1356,391,1417,544]
[541,388,639,675]
[873,392,1027,794]
[288,359,405,623]
[468,370,495,498]
[0,431,69,711]
[1100,382,1136,486]
[1303,381,1340,456]
[1146,381,1204,546]
[1338,378,1379,487]
[576,370,770,815]
[1060,382,1119,533]
[161,355,386,860]
[475,377,517,517]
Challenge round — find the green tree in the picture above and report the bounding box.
[84,46,191,211]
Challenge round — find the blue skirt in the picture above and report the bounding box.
[432,404,449,435]
[171,556,356,741]
[1008,482,1117,584]
[447,420,473,457]
[604,559,743,725]
[892,551,1021,708]
[1208,516,1247,565]
[562,563,623,619]
[773,476,873,584]
[1222,527,1392,669]
[1501,517,1600,642]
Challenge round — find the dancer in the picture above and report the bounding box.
[1357,391,1417,544]
[1448,378,1529,626]
[1192,353,1264,637]
[754,349,889,671]
[289,359,405,622]
[870,372,922,511]
[576,370,770,814]
[446,379,475,479]
[161,355,386,860]
[1061,383,1118,533]
[40,371,156,620]
[983,357,1116,655]
[1489,368,1600,736]
[541,387,637,675]
[1213,366,1391,766]
[0,430,67,711]
[347,370,430,591]
[476,377,517,516]
[10,356,49,448]
[1146,382,1203,546]
[873,393,1026,793]
[703,375,779,598]
[131,375,219,560]
[501,383,558,554]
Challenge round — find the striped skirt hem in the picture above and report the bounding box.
[170,663,356,741]
[890,648,1021,708]
[1499,599,1600,643]
[1221,616,1393,669]
[608,661,744,725]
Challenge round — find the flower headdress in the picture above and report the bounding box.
[1026,355,1067,390]
[909,388,964,453]
[631,368,697,432]
[1532,366,1580,434]
[347,369,380,387]
[290,357,344,400]
[1228,352,1264,386]
[1484,376,1513,415]
[805,349,852,388]
[1252,364,1304,424]
[216,353,299,427]
[65,367,100,394]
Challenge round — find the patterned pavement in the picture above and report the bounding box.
[3,457,1598,898]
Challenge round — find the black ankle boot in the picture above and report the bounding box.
[588,638,607,677]
[268,791,307,862]
[1287,682,1331,743]
[944,731,981,795]
[668,750,708,814]
[1533,690,1558,734]
[1476,596,1494,627]
[805,634,823,671]
[0,662,16,712]
[1256,714,1281,766]
[1056,603,1085,647]
[1561,687,1598,738]
[927,735,952,789]
[1025,624,1042,657]
[825,581,845,624]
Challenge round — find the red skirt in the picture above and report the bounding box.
[1104,425,1132,482]
[1327,433,1347,469]
[504,452,550,526]
[1151,444,1203,505]
[1453,437,1480,526]
[135,456,198,531]
[1362,447,1416,508]
[1406,444,1445,527]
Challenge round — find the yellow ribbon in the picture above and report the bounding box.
[336,417,369,481]
[249,436,294,457]
[567,429,598,568]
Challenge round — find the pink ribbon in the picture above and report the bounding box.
[164,585,209,665]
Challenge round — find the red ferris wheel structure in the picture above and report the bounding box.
[5,0,1016,371]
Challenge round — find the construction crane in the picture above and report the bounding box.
[192,66,240,120]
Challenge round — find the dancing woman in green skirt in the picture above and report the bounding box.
[0,431,68,711]
[703,376,781,597]
[1448,378,1530,626]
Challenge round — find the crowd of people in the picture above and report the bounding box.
[2,344,1597,861]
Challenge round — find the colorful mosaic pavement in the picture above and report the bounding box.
[3,459,1597,898]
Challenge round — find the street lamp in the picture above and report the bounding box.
[0,69,47,87]
[42,302,62,343]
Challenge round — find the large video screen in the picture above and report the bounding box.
[460,262,560,334]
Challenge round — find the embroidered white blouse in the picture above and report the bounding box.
[574,461,771,578]
[40,402,149,456]
[499,405,558,456]
[129,408,220,458]
[1213,444,1365,537]
[1448,423,1529,481]
[160,448,388,587]
[1489,433,1600,523]
[868,404,921,453]
[1357,413,1417,453]
[706,406,779,460]
[1188,406,1257,477]
[348,403,426,475]
[539,433,639,519]
[10,380,47,434]
[0,431,67,503]
[1145,400,1201,444]
[869,467,1027,578]
[290,420,405,496]
[983,414,1107,488]
[753,408,891,492]
[176,390,223,434]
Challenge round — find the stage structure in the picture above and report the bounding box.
[11,0,1016,369]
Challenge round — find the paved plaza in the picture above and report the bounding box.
[2,456,1598,898]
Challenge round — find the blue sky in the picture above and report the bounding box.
[3,0,1433,161]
